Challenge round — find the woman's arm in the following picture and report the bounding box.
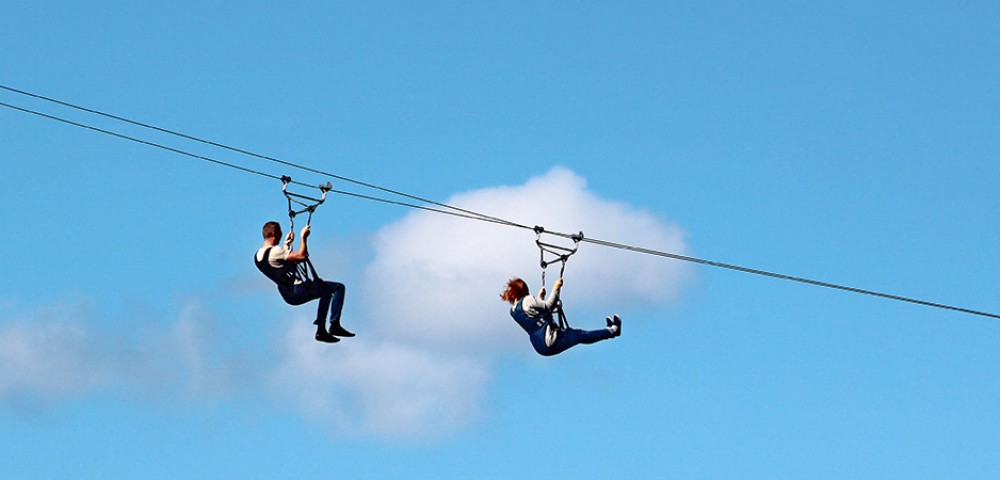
[533,278,563,311]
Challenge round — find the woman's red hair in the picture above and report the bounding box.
[500,277,529,304]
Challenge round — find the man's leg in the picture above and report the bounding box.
[323,282,353,337]
[282,282,339,343]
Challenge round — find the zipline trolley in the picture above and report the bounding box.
[281,176,333,283]
[534,225,584,331]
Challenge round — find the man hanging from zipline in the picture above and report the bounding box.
[255,221,353,343]
[255,177,353,343]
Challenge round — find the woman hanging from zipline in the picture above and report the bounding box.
[501,277,620,356]
[500,227,620,356]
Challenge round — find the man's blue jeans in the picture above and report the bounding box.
[279,280,346,324]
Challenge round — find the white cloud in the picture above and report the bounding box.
[0,298,253,410]
[0,167,690,438]
[0,310,107,409]
[263,167,690,437]
[360,166,691,352]
[271,320,489,439]
[244,167,692,438]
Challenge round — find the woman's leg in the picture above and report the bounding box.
[531,326,614,356]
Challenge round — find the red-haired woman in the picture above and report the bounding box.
[500,277,621,356]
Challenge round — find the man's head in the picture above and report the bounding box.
[262,221,282,241]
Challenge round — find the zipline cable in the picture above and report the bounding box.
[0,83,524,229]
[0,100,519,226]
[2,89,998,321]
[578,235,1000,320]
[0,100,284,183]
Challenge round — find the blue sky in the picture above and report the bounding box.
[2,1,1000,478]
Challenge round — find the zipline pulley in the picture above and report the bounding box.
[281,176,333,283]
[534,226,584,331]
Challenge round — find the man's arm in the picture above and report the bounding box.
[286,225,310,262]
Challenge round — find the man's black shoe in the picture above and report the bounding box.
[315,330,340,343]
[328,322,355,338]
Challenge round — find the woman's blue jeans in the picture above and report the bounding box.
[530,326,614,356]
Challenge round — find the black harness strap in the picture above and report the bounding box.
[254,246,295,288]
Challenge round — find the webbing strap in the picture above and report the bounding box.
[255,247,294,288]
